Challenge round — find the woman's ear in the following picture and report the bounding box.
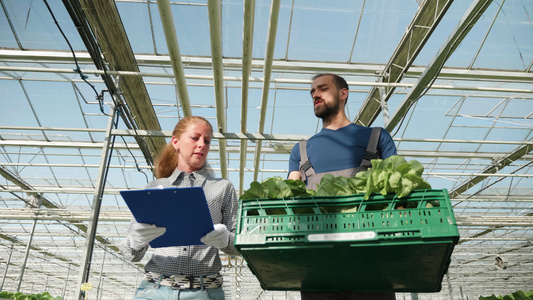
[171,136,179,151]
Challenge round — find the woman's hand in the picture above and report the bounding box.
[130,223,166,250]
[200,224,229,249]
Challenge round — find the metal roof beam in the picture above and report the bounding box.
[449,141,533,199]
[3,49,533,83]
[156,0,192,116]
[385,0,494,132]
[252,0,280,181]
[239,0,255,193]
[353,0,454,127]
[4,65,533,94]
[78,0,166,163]
[207,0,228,178]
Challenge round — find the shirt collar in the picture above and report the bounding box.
[167,167,211,183]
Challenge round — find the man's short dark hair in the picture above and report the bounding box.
[312,73,349,102]
[312,73,349,92]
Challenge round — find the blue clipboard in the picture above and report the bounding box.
[120,186,214,248]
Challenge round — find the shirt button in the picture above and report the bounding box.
[184,248,187,251]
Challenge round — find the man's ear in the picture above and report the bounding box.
[340,88,349,102]
[171,136,179,151]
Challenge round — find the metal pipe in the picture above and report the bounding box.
[207,0,228,178]
[3,126,533,145]
[156,0,192,116]
[2,65,533,93]
[0,243,14,291]
[5,49,533,83]
[16,218,37,292]
[447,271,454,300]
[239,0,255,193]
[253,0,280,181]
[96,246,107,300]
[62,264,70,300]
[76,102,117,300]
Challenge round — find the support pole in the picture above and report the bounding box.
[446,271,454,300]
[76,102,117,300]
[96,245,107,300]
[0,243,14,291]
[16,218,37,292]
[62,264,70,300]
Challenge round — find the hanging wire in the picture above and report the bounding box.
[43,0,108,116]
[43,0,151,182]
[118,132,150,184]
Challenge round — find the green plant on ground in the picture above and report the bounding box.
[479,289,533,300]
[0,291,62,300]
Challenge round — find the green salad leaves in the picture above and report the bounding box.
[479,289,533,300]
[239,155,431,200]
[239,177,314,200]
[0,291,62,300]
[319,155,432,200]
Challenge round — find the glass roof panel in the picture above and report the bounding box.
[285,0,361,62]
[2,0,84,51]
[0,12,18,48]
[473,0,533,70]
[351,0,419,64]
[116,1,157,54]
[221,0,244,58]
[411,1,472,66]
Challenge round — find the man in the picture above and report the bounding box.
[288,73,397,300]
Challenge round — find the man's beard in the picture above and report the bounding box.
[314,94,341,120]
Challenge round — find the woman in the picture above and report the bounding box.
[120,116,240,300]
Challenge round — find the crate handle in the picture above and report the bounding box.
[310,198,323,215]
[251,199,269,216]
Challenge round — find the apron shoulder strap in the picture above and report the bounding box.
[359,127,381,169]
[298,140,315,183]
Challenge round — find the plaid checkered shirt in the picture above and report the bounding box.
[120,167,240,276]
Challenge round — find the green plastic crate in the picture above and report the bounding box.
[235,189,459,293]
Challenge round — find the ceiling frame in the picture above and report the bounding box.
[353,0,454,127]
[1,0,532,298]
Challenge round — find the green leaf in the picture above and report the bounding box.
[285,179,308,197]
[0,291,14,298]
[511,290,527,300]
[305,188,317,196]
[240,181,268,200]
[261,177,282,198]
[275,179,292,198]
[408,159,425,176]
[399,176,414,198]
[388,171,402,189]
[395,162,414,175]
[316,175,353,197]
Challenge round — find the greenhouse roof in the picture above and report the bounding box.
[0,0,532,299]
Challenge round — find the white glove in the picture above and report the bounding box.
[130,223,166,250]
[200,224,229,249]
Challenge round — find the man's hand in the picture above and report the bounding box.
[288,171,301,180]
